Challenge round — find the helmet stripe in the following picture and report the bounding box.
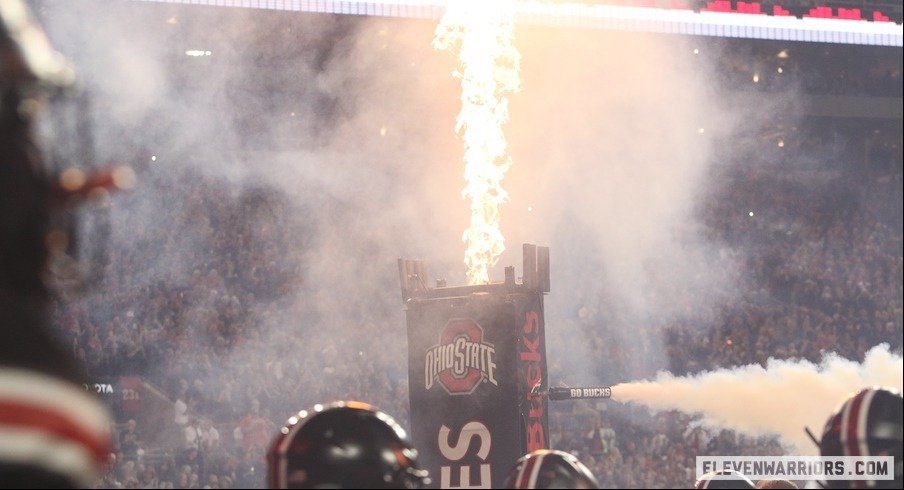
[841,390,865,457]
[856,389,878,489]
[0,427,99,487]
[527,452,545,488]
[0,401,110,467]
[856,389,876,460]
[0,369,111,437]
[515,453,535,488]
[516,452,541,488]
[841,390,870,489]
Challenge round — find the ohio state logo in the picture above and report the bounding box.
[425,318,498,395]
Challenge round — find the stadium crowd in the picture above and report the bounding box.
[551,142,902,487]
[5,0,894,488]
[49,118,901,489]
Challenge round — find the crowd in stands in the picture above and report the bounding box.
[53,167,413,488]
[546,123,901,487]
[53,121,900,489]
[710,40,902,98]
[47,112,900,490]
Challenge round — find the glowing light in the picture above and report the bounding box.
[752,73,760,83]
[59,167,86,192]
[151,155,157,162]
[748,211,754,217]
[434,0,520,285]
[698,128,705,134]
[111,165,137,190]
[185,50,212,57]
[776,49,789,59]
[777,139,785,148]
[777,66,783,74]
[379,126,387,137]
[693,48,699,55]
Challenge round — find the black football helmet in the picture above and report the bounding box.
[504,449,599,489]
[266,401,428,489]
[694,470,756,489]
[819,387,903,489]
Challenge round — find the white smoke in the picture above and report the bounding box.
[500,26,752,382]
[611,344,904,453]
[36,0,892,450]
[33,0,758,422]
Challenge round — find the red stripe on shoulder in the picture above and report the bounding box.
[0,400,111,466]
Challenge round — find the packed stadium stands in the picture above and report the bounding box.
[29,1,901,488]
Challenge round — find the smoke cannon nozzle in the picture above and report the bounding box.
[545,386,612,401]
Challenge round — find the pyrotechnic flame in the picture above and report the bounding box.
[434,0,520,285]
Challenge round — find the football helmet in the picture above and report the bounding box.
[266,401,428,489]
[819,387,903,489]
[504,449,599,489]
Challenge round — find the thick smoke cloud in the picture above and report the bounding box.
[34,0,820,437]
[612,344,903,453]
[35,1,471,424]
[505,27,753,383]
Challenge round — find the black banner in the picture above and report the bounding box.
[407,291,548,489]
